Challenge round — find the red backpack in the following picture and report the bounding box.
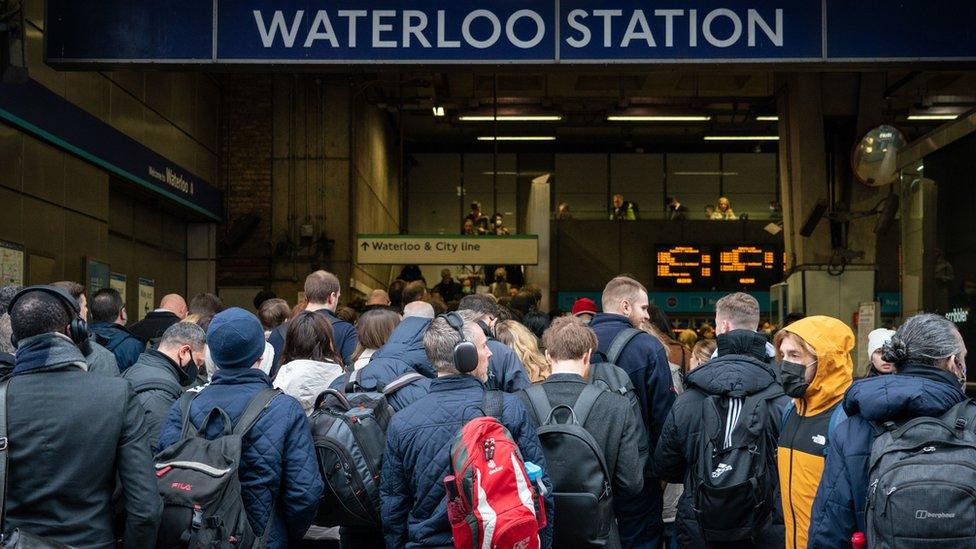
[446,391,545,549]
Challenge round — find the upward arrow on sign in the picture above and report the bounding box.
[361,242,369,251]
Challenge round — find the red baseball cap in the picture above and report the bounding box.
[571,297,598,317]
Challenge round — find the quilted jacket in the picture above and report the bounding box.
[380,375,555,548]
[807,364,967,548]
[156,367,324,548]
[329,316,433,411]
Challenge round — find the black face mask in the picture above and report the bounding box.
[780,360,814,398]
[180,349,200,387]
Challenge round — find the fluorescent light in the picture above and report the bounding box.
[756,115,779,121]
[916,164,925,172]
[432,106,445,117]
[703,135,779,141]
[607,115,711,122]
[459,115,562,121]
[477,136,556,141]
[907,114,958,121]
[673,171,740,176]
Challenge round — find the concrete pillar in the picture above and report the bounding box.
[900,177,938,316]
[777,73,875,322]
[186,223,217,296]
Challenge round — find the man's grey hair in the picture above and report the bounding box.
[423,312,482,375]
[0,314,13,354]
[458,294,499,320]
[715,292,761,331]
[403,301,435,319]
[158,321,207,351]
[883,313,962,366]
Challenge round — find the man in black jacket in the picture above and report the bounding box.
[519,316,645,547]
[51,281,120,377]
[128,293,187,344]
[458,294,531,392]
[122,321,206,449]
[654,328,789,548]
[5,286,161,548]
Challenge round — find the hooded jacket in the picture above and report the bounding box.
[807,364,966,548]
[329,316,433,411]
[380,375,554,548]
[776,316,854,549]
[121,349,191,449]
[273,358,344,415]
[90,322,145,372]
[156,367,324,548]
[4,333,161,548]
[655,330,789,548]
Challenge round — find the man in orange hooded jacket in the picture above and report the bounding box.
[774,316,855,549]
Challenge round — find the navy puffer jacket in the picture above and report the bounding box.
[156,367,324,548]
[380,375,554,548]
[808,364,966,548]
[329,316,433,411]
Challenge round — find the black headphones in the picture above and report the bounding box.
[8,285,90,347]
[444,312,479,373]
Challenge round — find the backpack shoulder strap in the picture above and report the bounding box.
[780,400,796,432]
[382,373,425,396]
[131,378,182,400]
[606,327,642,365]
[524,385,553,426]
[572,384,604,426]
[178,389,201,438]
[233,388,281,436]
[482,390,504,420]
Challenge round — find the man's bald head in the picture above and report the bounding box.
[160,294,188,319]
[367,289,391,306]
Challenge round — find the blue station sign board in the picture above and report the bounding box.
[45,0,976,65]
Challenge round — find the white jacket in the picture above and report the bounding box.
[272,358,344,415]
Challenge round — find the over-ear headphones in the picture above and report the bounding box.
[444,312,479,373]
[7,285,90,347]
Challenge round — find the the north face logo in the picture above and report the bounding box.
[811,434,826,446]
[916,510,956,519]
[711,463,732,478]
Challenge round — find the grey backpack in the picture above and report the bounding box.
[154,388,280,549]
[866,399,976,548]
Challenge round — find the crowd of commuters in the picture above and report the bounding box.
[0,266,970,549]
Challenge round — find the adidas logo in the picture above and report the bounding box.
[711,463,732,478]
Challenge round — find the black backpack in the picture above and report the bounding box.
[309,369,425,527]
[154,388,280,549]
[866,399,976,548]
[524,384,613,547]
[591,328,646,453]
[691,385,780,542]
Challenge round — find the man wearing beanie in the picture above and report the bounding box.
[156,308,324,548]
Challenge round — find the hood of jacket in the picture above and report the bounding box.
[13,332,88,375]
[685,352,780,397]
[372,316,434,377]
[844,362,966,422]
[716,329,773,362]
[782,315,855,416]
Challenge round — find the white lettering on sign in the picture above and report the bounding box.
[562,8,782,49]
[356,235,537,265]
[148,166,193,195]
[253,9,547,50]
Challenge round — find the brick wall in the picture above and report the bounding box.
[217,74,274,283]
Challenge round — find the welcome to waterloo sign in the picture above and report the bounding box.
[46,0,976,65]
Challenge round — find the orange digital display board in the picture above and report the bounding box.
[655,244,783,289]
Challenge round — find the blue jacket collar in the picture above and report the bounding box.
[429,374,484,392]
[13,332,87,375]
[210,366,273,387]
[844,364,966,422]
[588,313,632,329]
[546,372,585,383]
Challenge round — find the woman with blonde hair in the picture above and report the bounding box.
[495,320,551,383]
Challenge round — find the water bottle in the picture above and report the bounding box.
[851,532,866,549]
[523,461,547,527]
